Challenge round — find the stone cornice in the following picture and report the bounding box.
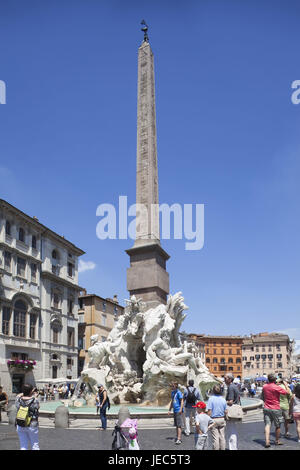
[0,241,42,263]
[41,270,84,291]
[0,199,85,256]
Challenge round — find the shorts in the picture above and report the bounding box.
[293,412,300,421]
[263,408,282,428]
[174,412,183,428]
[281,409,290,421]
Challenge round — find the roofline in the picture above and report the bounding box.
[79,293,124,308]
[0,199,85,256]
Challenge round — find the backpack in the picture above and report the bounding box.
[186,387,196,405]
[106,395,110,410]
[16,398,34,427]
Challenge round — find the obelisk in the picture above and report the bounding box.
[126,21,170,308]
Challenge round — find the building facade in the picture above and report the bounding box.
[242,332,294,379]
[188,334,243,378]
[0,199,84,393]
[77,293,124,375]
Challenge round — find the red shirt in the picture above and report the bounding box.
[262,383,288,410]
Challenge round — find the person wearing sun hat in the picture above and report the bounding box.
[193,401,215,450]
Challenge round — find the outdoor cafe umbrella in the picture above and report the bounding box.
[256,376,268,381]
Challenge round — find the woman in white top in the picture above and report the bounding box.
[289,384,300,443]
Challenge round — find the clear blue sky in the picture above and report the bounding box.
[1,0,300,341]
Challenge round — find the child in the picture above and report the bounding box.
[193,401,215,450]
[128,426,140,450]
[289,383,300,442]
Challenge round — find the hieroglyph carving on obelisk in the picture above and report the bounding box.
[135,40,160,246]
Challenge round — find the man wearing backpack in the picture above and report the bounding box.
[183,379,201,436]
[15,383,40,450]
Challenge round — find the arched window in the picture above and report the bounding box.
[52,250,58,259]
[236,358,241,363]
[19,228,25,242]
[213,358,218,363]
[228,358,233,363]
[206,358,210,363]
[13,300,27,337]
[5,220,11,236]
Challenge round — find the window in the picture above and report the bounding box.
[67,328,75,347]
[228,358,233,363]
[53,292,60,309]
[101,314,107,327]
[5,220,11,236]
[114,306,118,315]
[13,300,27,337]
[229,367,233,371]
[102,301,106,312]
[18,228,25,243]
[17,257,26,277]
[276,354,282,359]
[68,298,74,314]
[221,349,224,354]
[52,321,60,344]
[29,314,36,339]
[236,358,241,363]
[52,250,58,259]
[236,349,240,354]
[4,251,11,271]
[277,362,282,368]
[31,263,37,282]
[2,306,11,335]
[213,349,217,354]
[220,358,225,364]
[206,358,210,363]
[213,358,218,363]
[261,354,267,360]
[68,263,74,277]
[32,235,37,249]
[229,349,232,354]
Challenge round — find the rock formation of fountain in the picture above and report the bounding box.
[74,292,220,407]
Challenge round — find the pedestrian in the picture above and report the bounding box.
[0,386,8,422]
[183,379,201,436]
[224,373,242,450]
[193,401,215,450]
[168,382,184,445]
[250,382,256,398]
[289,384,300,443]
[261,373,290,448]
[206,384,228,450]
[97,384,109,430]
[277,378,292,438]
[15,383,40,450]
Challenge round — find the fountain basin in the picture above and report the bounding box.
[39,397,262,420]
